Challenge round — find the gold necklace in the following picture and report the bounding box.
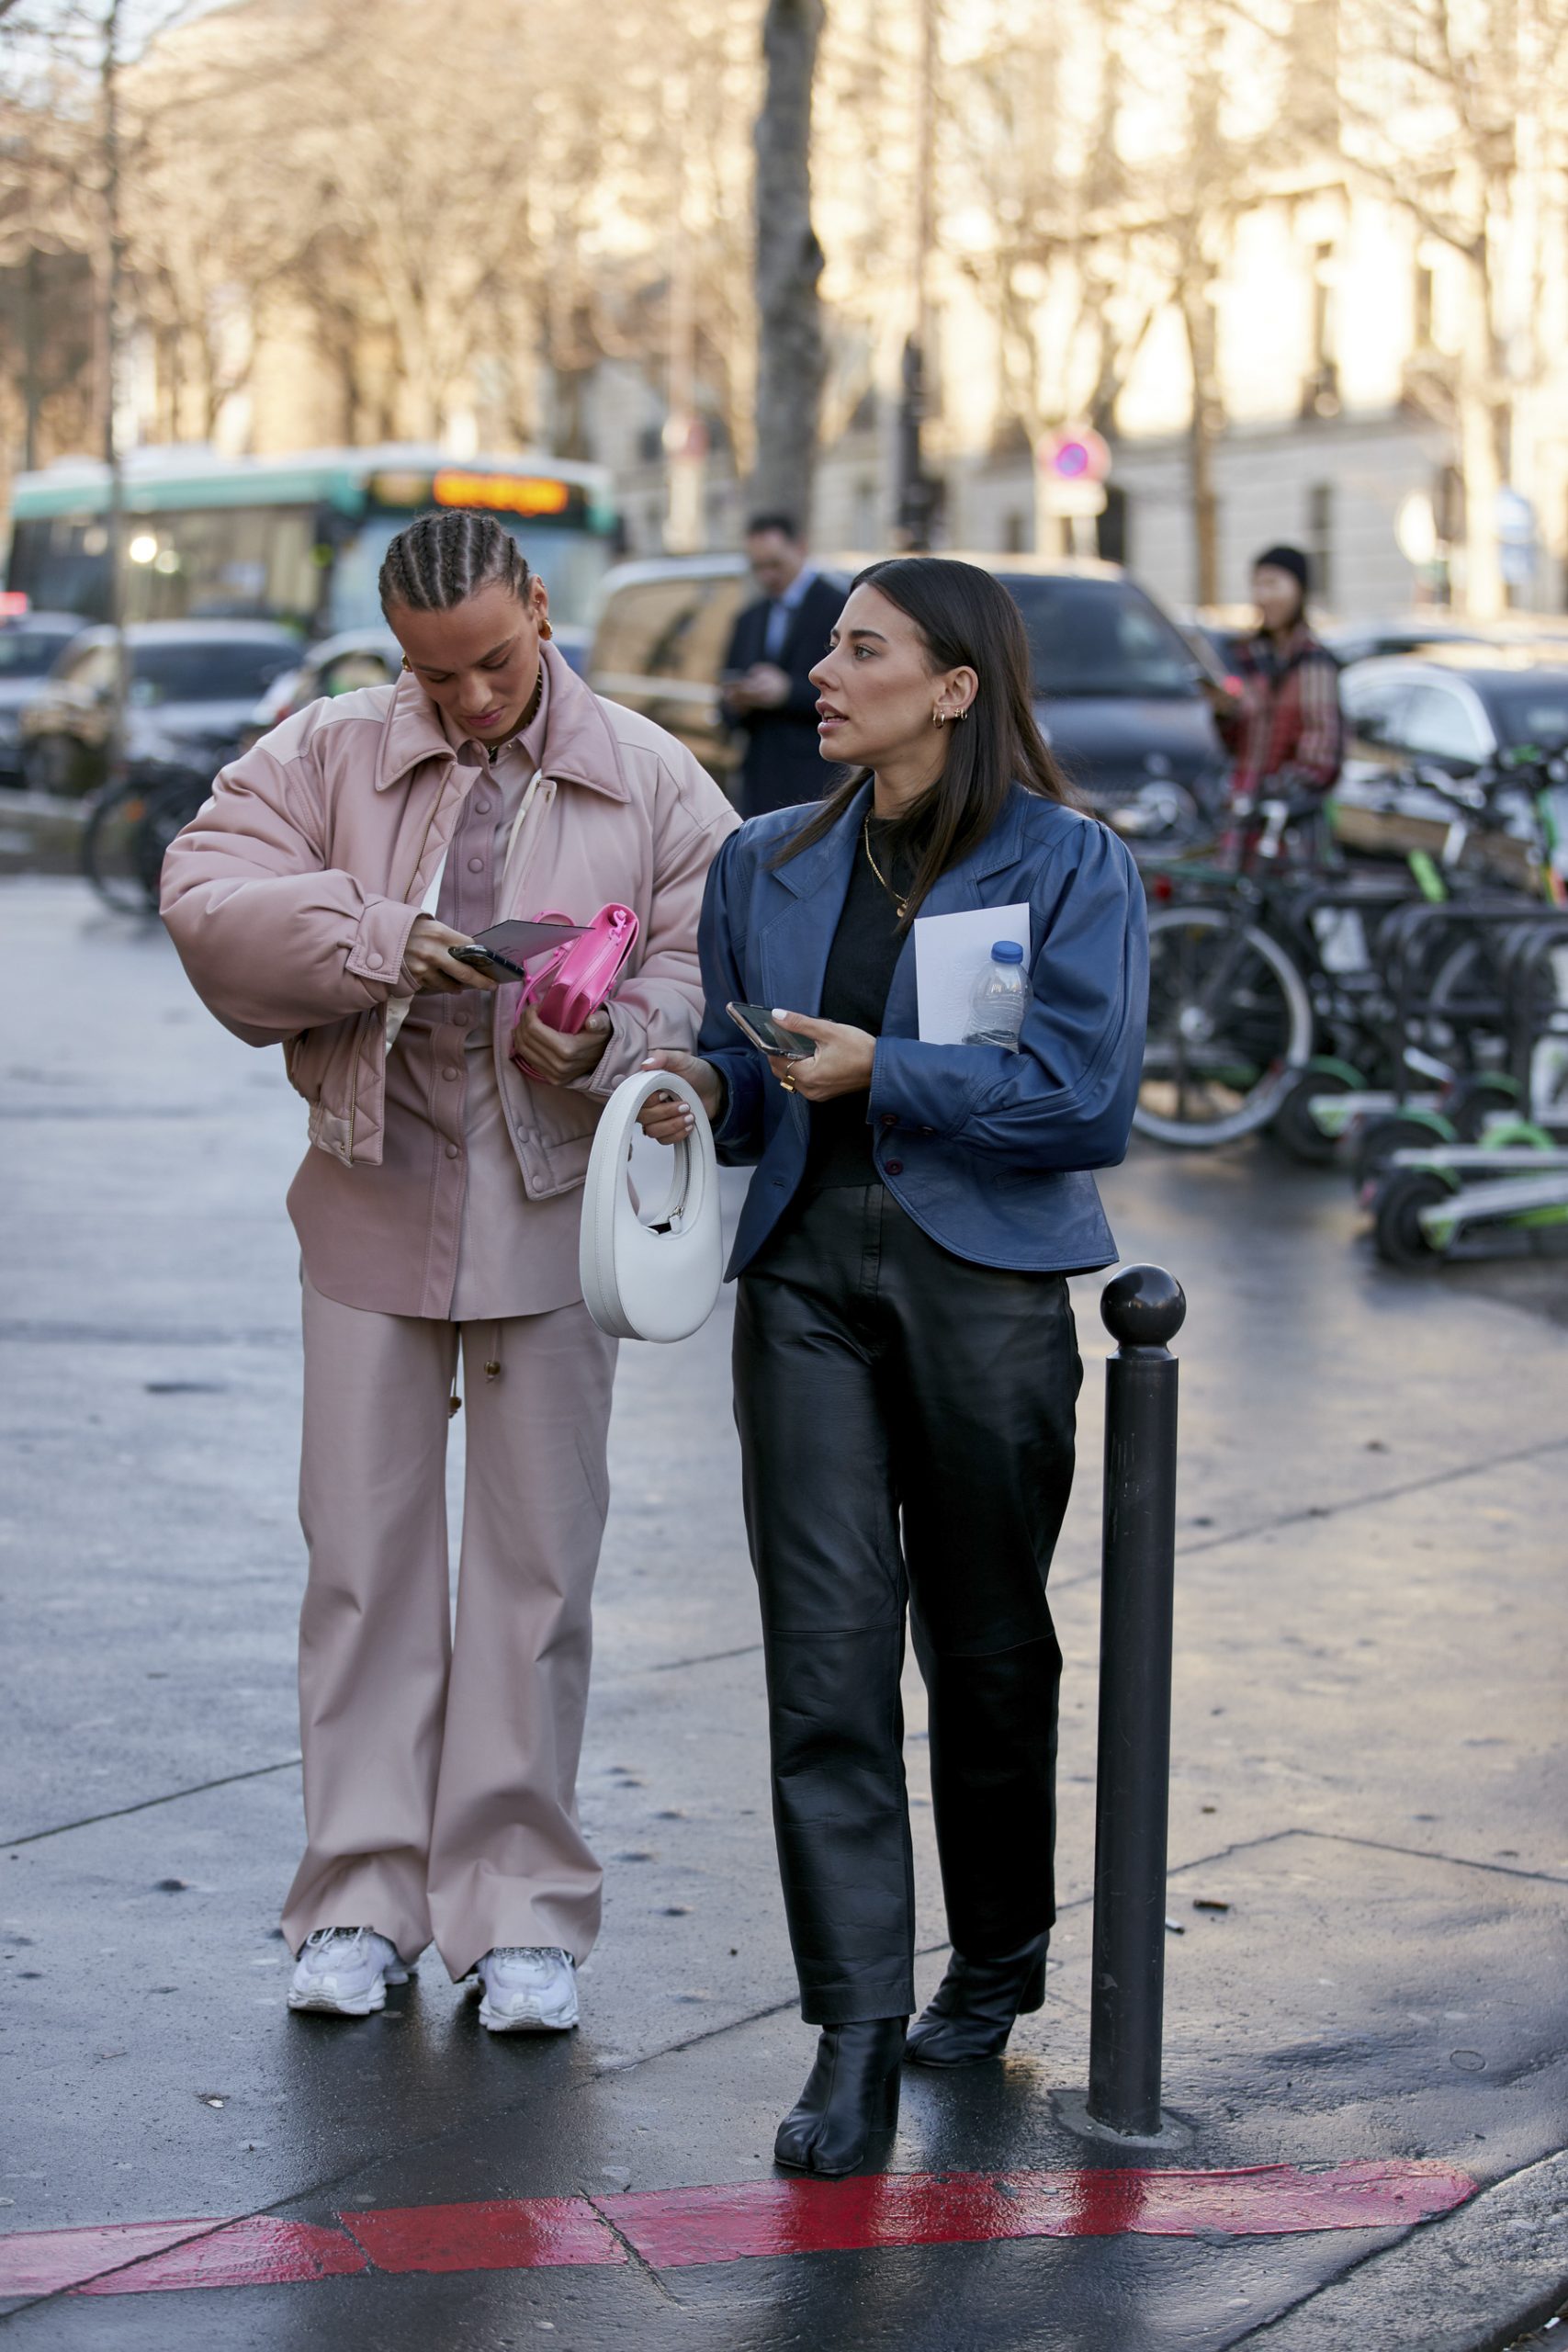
[485,665,544,760]
[863,818,908,920]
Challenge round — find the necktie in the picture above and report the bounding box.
[763,598,789,662]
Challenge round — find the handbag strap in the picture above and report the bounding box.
[498,768,547,911]
[386,763,549,1058]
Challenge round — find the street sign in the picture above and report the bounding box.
[1037,427,1111,485]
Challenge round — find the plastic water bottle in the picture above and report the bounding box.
[964,940,1029,1050]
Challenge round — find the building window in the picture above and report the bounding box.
[1097,483,1129,567]
[1307,481,1333,603]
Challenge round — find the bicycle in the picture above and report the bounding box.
[1136,798,1405,1148]
[82,765,211,916]
[1134,757,1562,1150]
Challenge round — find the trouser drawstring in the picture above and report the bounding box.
[449,1326,502,1410]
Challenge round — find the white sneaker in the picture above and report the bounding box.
[288,1926,410,2018]
[475,1946,579,2033]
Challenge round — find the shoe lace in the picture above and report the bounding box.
[303,1926,367,1955]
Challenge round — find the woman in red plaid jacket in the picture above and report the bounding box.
[1213,545,1343,824]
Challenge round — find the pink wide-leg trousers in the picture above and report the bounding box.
[280,1275,617,1980]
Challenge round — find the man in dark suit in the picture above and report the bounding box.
[719,514,844,818]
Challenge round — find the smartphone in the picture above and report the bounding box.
[726,1001,817,1059]
[450,919,585,979]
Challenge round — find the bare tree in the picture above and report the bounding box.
[1322,0,1568,614]
[949,0,1157,552]
[750,0,827,519]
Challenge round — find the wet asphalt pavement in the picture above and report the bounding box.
[2,875,1566,2349]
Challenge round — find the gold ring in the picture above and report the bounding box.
[779,1069,796,1092]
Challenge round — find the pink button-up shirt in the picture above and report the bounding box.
[296,666,587,1321]
[170,642,739,1316]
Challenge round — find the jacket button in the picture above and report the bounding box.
[879,1113,897,1127]
[468,856,484,873]
[365,950,382,968]
[885,1158,903,1175]
[443,1065,459,1080]
[475,797,492,816]
[445,1143,460,1159]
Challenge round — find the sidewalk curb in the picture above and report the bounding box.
[1234,2148,1568,2352]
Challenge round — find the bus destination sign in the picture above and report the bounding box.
[367,469,583,522]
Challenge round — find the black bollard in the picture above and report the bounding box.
[1087,1262,1186,2136]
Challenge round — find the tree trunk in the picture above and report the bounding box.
[1181,277,1221,606]
[1455,254,1505,618]
[750,0,826,525]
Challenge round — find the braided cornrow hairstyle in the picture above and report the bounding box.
[378,508,532,616]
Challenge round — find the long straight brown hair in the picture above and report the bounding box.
[773,557,1074,924]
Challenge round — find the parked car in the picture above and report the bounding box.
[0,611,90,785]
[239,626,402,755]
[17,620,299,797]
[1323,616,1496,668]
[590,551,1225,841]
[1334,645,1568,878]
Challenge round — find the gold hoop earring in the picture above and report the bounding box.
[954,704,971,721]
[400,654,412,672]
[932,707,948,726]
[539,620,553,640]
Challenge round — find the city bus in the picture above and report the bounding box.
[3,444,623,666]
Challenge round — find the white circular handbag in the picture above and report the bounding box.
[579,1071,724,1342]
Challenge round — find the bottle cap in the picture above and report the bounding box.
[991,940,1024,963]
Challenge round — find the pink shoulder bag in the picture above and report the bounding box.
[509,902,639,1080]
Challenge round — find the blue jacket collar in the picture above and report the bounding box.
[773,779,1031,900]
[762,781,1034,1031]
[772,780,873,899]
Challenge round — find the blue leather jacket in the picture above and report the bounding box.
[699,780,1148,1277]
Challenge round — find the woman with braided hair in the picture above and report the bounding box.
[163,508,738,2031]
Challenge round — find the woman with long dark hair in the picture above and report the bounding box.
[642,558,1147,2174]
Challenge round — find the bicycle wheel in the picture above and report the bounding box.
[135,774,209,900]
[81,778,159,914]
[1135,903,1314,1147]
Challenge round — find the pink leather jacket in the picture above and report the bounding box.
[161,640,739,1190]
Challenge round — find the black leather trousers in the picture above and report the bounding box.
[733,1183,1079,2024]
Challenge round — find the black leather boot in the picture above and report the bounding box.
[904,1932,1049,2066]
[773,2018,908,2176]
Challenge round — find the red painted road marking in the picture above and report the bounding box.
[0,2222,230,2297]
[599,2160,1474,2268]
[75,2219,367,2294]
[341,2198,626,2274]
[0,2160,1474,2300]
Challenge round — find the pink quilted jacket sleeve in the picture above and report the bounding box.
[160,714,421,1046]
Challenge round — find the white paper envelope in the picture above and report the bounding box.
[913,903,1032,1044]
